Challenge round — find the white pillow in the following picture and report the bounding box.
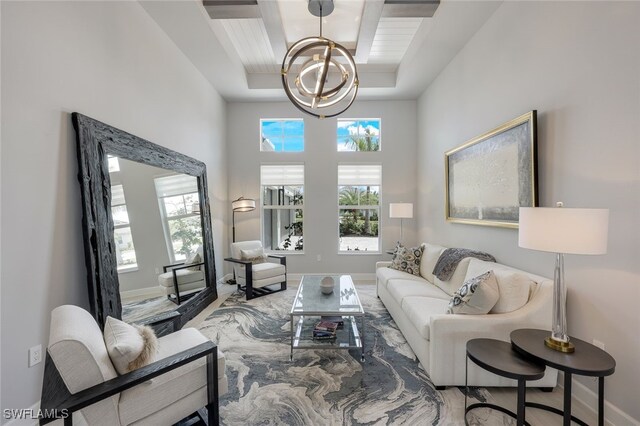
[490,270,535,314]
[104,316,157,374]
[240,247,267,264]
[185,252,202,271]
[447,271,499,315]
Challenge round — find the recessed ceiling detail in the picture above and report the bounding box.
[204,0,440,88]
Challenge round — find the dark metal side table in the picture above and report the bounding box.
[511,328,616,426]
[465,338,545,426]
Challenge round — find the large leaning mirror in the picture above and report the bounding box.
[72,113,217,333]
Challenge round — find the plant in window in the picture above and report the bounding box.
[343,127,380,152]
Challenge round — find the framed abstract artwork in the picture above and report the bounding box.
[445,111,538,228]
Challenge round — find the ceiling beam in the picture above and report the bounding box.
[382,0,440,18]
[203,0,260,19]
[257,0,287,61]
[355,0,385,64]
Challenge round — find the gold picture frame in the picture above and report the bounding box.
[445,111,538,228]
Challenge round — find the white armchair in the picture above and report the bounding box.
[158,245,205,305]
[39,305,228,425]
[225,240,287,300]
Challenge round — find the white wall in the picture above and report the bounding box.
[0,1,227,418]
[227,100,418,275]
[417,1,640,421]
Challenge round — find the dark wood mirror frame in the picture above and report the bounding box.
[72,112,217,332]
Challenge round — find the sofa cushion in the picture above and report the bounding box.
[387,279,450,307]
[158,269,204,288]
[237,262,285,281]
[447,271,499,315]
[419,244,446,283]
[377,267,424,289]
[401,297,450,340]
[119,328,225,425]
[390,244,424,276]
[433,257,473,296]
[465,259,536,314]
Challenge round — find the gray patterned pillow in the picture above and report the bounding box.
[447,270,499,314]
[390,244,424,276]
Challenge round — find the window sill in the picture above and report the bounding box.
[117,266,139,274]
[337,251,382,256]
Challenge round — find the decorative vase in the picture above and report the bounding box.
[320,276,335,294]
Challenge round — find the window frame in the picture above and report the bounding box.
[110,183,139,273]
[337,163,382,254]
[260,163,305,254]
[336,118,382,152]
[260,118,305,152]
[155,182,203,264]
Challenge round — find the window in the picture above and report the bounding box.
[260,119,304,152]
[261,165,304,251]
[338,164,381,252]
[111,185,138,270]
[154,174,203,263]
[337,119,381,151]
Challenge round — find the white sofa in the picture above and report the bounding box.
[376,243,558,388]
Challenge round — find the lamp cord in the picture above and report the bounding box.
[319,4,323,37]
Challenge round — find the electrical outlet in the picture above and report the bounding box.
[29,344,42,367]
[592,339,605,350]
[317,255,322,262]
[155,267,160,274]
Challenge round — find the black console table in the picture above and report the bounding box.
[511,328,616,426]
[465,338,545,426]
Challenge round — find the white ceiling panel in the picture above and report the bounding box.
[368,17,422,65]
[220,18,279,73]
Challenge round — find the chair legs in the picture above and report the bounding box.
[206,349,219,426]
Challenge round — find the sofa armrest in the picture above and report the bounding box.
[428,280,553,385]
[376,261,392,269]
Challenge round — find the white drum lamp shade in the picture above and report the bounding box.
[389,203,413,219]
[518,205,609,353]
[232,197,256,212]
[389,203,413,243]
[519,207,609,255]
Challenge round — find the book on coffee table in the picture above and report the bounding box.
[320,316,345,329]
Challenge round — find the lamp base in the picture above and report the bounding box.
[545,336,575,353]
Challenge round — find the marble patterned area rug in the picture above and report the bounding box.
[197,283,506,425]
[122,296,176,323]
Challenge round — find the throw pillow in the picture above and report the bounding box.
[390,244,424,276]
[447,270,499,315]
[489,270,534,314]
[104,316,158,375]
[240,247,267,264]
[185,252,202,271]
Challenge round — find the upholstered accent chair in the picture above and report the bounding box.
[158,245,205,305]
[225,240,287,300]
[39,305,228,425]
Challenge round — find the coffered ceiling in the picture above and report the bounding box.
[139,0,502,101]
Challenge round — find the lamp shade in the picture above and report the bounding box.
[232,197,256,212]
[389,203,413,219]
[519,207,609,255]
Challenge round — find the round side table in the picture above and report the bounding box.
[511,329,616,426]
[465,338,545,426]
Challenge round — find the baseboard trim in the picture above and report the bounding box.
[558,372,638,426]
[286,273,375,284]
[120,286,163,301]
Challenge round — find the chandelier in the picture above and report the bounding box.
[281,0,359,119]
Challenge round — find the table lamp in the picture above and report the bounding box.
[519,202,609,353]
[389,203,413,243]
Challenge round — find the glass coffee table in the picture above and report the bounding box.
[290,275,365,361]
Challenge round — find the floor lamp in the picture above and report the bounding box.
[232,196,256,243]
[389,203,413,243]
[519,203,609,353]
[228,196,256,284]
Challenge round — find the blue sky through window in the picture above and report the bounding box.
[261,119,304,152]
[337,119,381,151]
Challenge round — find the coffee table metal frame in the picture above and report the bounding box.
[289,275,365,362]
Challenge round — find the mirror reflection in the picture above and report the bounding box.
[108,156,206,322]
